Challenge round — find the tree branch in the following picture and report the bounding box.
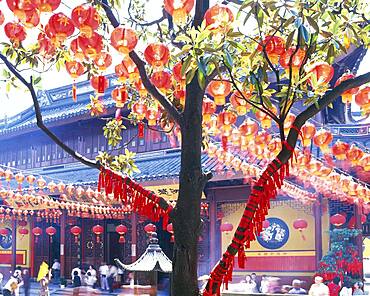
[193,0,208,27]
[0,53,100,169]
[129,51,183,126]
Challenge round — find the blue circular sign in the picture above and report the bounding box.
[0,227,12,249]
[257,217,289,249]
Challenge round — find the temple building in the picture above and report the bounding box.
[0,46,368,290]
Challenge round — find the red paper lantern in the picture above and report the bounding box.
[293,219,308,230]
[207,80,232,106]
[300,122,316,147]
[6,0,37,20]
[37,33,56,59]
[313,129,333,154]
[150,71,172,93]
[330,214,346,227]
[238,118,259,141]
[144,43,170,69]
[46,13,75,45]
[71,5,100,38]
[75,32,103,58]
[346,144,364,166]
[92,224,104,242]
[32,227,42,242]
[4,22,26,47]
[146,107,160,126]
[0,228,9,236]
[22,9,40,28]
[307,61,334,87]
[280,47,305,70]
[93,52,112,71]
[220,222,233,233]
[110,27,138,54]
[46,226,56,242]
[132,102,147,120]
[332,140,350,161]
[111,87,128,108]
[115,224,127,244]
[90,75,108,95]
[293,219,308,240]
[202,97,216,123]
[172,62,185,85]
[65,61,85,79]
[70,226,81,243]
[204,4,233,31]
[164,0,194,25]
[37,0,61,12]
[230,91,251,116]
[115,57,139,83]
[144,223,156,234]
[257,35,285,64]
[355,86,370,114]
[18,228,29,239]
[334,73,359,104]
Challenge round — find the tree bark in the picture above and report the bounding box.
[171,79,206,296]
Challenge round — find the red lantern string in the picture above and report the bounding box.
[138,122,144,139]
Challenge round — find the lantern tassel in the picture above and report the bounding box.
[72,83,77,102]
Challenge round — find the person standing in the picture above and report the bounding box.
[353,282,365,295]
[22,269,30,296]
[289,279,307,294]
[108,264,118,293]
[328,277,341,296]
[309,276,330,296]
[51,259,60,284]
[71,266,82,280]
[37,263,51,296]
[251,273,260,293]
[244,275,257,294]
[99,262,109,291]
[3,272,21,296]
[85,265,97,289]
[340,280,353,296]
[260,275,270,294]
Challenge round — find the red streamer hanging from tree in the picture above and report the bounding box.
[98,167,172,229]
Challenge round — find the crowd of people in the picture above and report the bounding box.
[203,273,366,296]
[308,276,365,296]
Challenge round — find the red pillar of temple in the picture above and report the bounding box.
[131,214,137,261]
[11,218,17,271]
[30,218,35,277]
[314,195,323,269]
[60,212,66,278]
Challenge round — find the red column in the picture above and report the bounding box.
[60,212,66,278]
[11,218,17,271]
[30,218,35,277]
[314,196,323,269]
[131,214,137,261]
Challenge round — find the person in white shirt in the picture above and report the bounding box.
[51,259,60,283]
[308,276,329,296]
[3,271,22,296]
[84,266,97,289]
[71,266,82,280]
[243,275,257,294]
[340,280,353,296]
[260,275,270,293]
[108,265,118,292]
[99,263,109,290]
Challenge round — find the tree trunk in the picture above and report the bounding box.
[171,79,206,296]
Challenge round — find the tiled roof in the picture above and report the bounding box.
[28,148,221,185]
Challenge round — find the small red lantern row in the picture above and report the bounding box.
[32,227,42,243]
[46,226,56,242]
[144,223,156,234]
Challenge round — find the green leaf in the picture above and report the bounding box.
[326,44,335,64]
[285,30,295,49]
[197,58,206,76]
[181,55,193,77]
[33,77,42,85]
[306,16,319,32]
[197,70,206,90]
[224,51,233,69]
[186,67,197,84]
